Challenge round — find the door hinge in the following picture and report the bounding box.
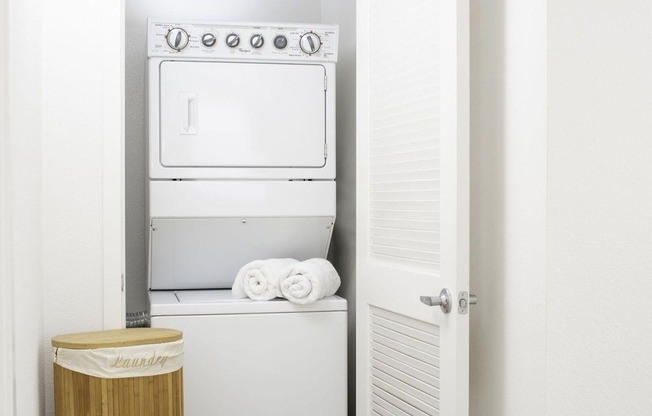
[324,75,328,91]
[324,142,328,158]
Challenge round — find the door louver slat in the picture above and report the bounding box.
[368,0,441,272]
[372,393,414,416]
[370,307,440,415]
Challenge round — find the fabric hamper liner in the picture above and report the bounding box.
[51,328,184,416]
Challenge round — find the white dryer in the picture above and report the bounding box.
[147,20,339,290]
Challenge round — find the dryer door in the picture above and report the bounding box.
[159,61,326,168]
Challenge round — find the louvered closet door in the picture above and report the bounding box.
[356,1,470,415]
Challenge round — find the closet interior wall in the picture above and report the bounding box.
[125,1,356,413]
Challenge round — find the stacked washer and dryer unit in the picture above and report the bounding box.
[146,20,346,416]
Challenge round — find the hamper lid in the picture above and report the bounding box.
[51,328,182,349]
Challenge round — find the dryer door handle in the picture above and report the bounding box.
[179,92,197,135]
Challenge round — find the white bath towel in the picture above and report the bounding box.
[279,258,341,304]
[232,258,299,301]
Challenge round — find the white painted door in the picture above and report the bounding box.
[356,0,470,415]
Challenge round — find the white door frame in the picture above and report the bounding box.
[0,0,15,412]
[0,0,125,411]
[100,0,126,330]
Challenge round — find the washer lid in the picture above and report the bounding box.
[149,290,347,316]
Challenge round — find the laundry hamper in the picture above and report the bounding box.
[51,328,184,416]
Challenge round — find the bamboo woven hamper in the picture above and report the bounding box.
[52,328,184,416]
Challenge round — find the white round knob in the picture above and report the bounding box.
[166,28,189,51]
[201,33,217,47]
[225,33,240,48]
[299,32,322,55]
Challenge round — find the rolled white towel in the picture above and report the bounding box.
[232,258,299,301]
[279,258,341,304]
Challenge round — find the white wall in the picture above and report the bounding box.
[471,1,652,415]
[40,0,124,412]
[9,0,651,414]
[0,0,11,411]
[547,1,652,414]
[469,0,547,414]
[3,0,124,414]
[6,0,45,413]
[125,0,323,313]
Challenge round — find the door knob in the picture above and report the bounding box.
[420,288,452,313]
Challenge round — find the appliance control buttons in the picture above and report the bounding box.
[273,35,288,49]
[201,33,217,47]
[299,32,321,54]
[225,33,240,48]
[250,34,264,49]
[166,27,189,51]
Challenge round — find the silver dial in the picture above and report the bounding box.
[299,32,321,55]
[166,27,189,51]
[225,33,240,48]
[201,33,217,47]
[250,34,264,49]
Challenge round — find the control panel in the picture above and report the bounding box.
[148,20,339,62]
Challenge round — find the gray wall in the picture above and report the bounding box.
[125,1,356,413]
[322,2,356,414]
[126,0,323,313]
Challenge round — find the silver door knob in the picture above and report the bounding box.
[420,288,452,313]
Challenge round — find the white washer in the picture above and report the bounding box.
[147,20,339,290]
[149,291,347,416]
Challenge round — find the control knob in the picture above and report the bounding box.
[166,27,189,51]
[201,33,217,47]
[250,34,264,49]
[299,32,321,55]
[273,35,288,49]
[225,33,240,48]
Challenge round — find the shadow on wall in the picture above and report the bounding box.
[470,0,507,414]
[323,1,357,414]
